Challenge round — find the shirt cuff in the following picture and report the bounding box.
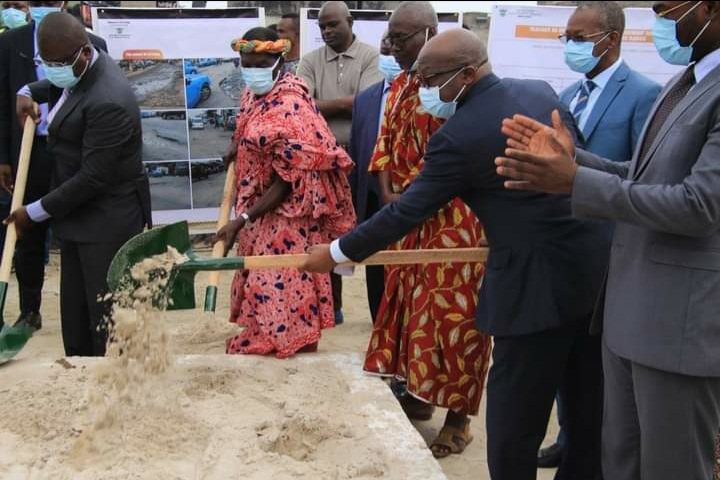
[17,85,32,98]
[329,238,350,264]
[26,200,51,222]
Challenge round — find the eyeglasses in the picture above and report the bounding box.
[418,65,465,87]
[558,30,610,45]
[37,44,87,68]
[387,27,427,48]
[656,0,692,19]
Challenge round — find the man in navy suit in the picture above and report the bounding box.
[539,1,661,468]
[303,28,610,480]
[348,33,397,321]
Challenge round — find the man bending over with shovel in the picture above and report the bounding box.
[8,12,151,356]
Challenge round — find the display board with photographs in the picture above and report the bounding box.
[94,7,264,224]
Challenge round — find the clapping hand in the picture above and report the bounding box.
[494,109,578,194]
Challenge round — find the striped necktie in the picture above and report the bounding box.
[572,80,596,121]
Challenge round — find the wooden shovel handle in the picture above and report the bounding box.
[207,162,236,286]
[0,110,36,283]
[242,248,488,269]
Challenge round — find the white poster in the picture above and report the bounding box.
[300,9,464,57]
[95,7,264,225]
[488,4,682,93]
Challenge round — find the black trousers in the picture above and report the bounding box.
[364,191,384,322]
[60,240,124,357]
[486,317,603,480]
[15,136,53,316]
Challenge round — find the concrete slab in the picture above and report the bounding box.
[0,353,447,480]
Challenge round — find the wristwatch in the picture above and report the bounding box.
[239,212,251,223]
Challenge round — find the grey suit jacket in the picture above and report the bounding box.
[573,63,720,377]
[27,50,151,243]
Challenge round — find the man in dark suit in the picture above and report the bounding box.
[11,12,150,356]
[303,29,609,480]
[0,2,106,331]
[539,2,661,468]
[347,33,395,321]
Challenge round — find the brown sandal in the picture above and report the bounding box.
[430,420,473,459]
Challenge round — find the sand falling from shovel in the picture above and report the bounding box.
[72,248,188,451]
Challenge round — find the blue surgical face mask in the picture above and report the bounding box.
[42,46,89,89]
[653,1,711,66]
[563,33,610,74]
[378,54,402,83]
[30,6,62,26]
[419,67,467,119]
[2,8,28,29]
[242,57,281,96]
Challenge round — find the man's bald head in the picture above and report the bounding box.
[390,1,437,29]
[37,11,88,51]
[319,0,350,19]
[418,28,488,71]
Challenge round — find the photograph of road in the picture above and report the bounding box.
[119,59,185,109]
[141,111,189,162]
[184,58,245,109]
[145,161,192,211]
[191,160,227,209]
[188,108,237,159]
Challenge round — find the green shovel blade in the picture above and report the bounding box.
[107,222,246,311]
[0,281,34,363]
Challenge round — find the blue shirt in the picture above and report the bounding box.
[568,57,623,132]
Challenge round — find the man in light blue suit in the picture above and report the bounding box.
[538,1,661,469]
[559,2,661,163]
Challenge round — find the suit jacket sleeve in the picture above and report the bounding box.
[631,82,661,150]
[41,102,136,218]
[572,117,720,237]
[576,148,630,178]
[0,33,11,165]
[339,129,472,261]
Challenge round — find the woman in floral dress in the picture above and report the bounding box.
[216,27,355,358]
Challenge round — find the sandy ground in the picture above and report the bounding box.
[195,61,241,109]
[189,123,234,159]
[192,170,227,208]
[148,174,191,210]
[8,252,558,480]
[141,117,189,162]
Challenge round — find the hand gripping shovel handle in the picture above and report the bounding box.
[203,161,236,312]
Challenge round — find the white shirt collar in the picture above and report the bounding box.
[693,47,720,85]
[586,57,623,90]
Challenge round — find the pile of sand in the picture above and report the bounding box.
[0,251,445,479]
[0,354,445,479]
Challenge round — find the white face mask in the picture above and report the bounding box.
[419,67,466,119]
[241,57,281,95]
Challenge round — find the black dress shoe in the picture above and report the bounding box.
[538,441,563,468]
[13,312,42,331]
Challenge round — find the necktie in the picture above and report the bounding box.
[638,66,695,164]
[572,80,596,121]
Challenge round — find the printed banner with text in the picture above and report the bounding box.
[488,5,682,93]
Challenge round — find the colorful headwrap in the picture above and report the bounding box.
[231,39,292,55]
